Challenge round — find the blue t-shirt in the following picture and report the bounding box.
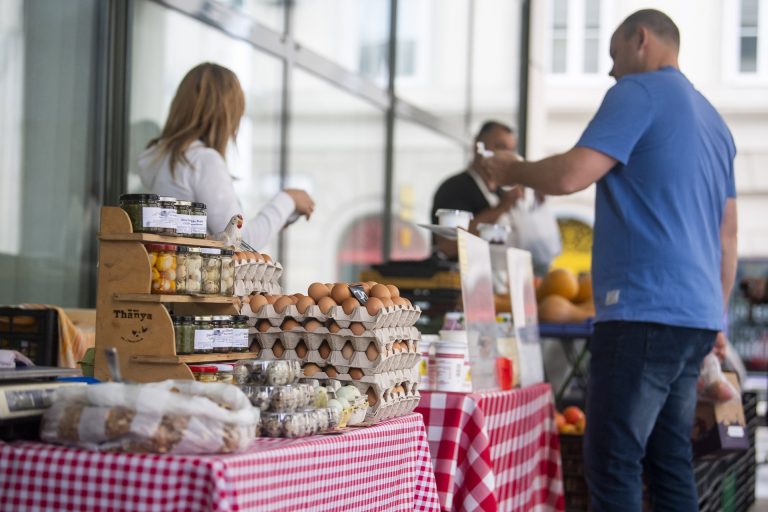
[576,67,736,331]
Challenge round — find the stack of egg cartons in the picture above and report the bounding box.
[233,251,282,297]
[246,282,422,424]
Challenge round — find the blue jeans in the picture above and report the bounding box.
[584,321,716,512]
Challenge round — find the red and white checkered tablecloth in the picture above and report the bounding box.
[415,383,565,512]
[0,413,439,512]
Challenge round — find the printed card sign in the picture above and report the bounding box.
[506,248,544,386]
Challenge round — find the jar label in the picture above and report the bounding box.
[177,214,193,235]
[213,328,232,349]
[142,207,163,228]
[233,328,249,348]
[191,215,207,235]
[160,208,177,229]
[194,329,213,350]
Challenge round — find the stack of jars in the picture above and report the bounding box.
[119,194,207,238]
[172,315,251,354]
[146,244,235,296]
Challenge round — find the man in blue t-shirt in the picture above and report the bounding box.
[480,9,737,512]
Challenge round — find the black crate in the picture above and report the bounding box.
[0,307,59,366]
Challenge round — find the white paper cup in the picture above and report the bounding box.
[436,209,473,230]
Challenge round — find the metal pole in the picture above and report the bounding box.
[517,0,531,158]
[382,0,398,264]
[276,2,293,266]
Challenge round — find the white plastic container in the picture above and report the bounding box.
[430,340,471,392]
[436,209,473,229]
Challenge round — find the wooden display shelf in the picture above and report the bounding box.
[132,352,261,365]
[99,232,227,248]
[114,293,238,304]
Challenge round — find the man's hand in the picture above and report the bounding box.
[284,189,316,220]
[498,186,524,210]
[478,150,523,189]
[712,331,727,362]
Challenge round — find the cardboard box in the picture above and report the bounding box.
[691,372,749,458]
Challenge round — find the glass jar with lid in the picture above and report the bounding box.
[193,316,214,354]
[173,316,184,353]
[175,200,193,237]
[175,246,190,294]
[190,202,207,239]
[157,196,178,236]
[185,247,203,294]
[177,316,195,354]
[200,248,222,294]
[215,364,235,384]
[220,250,235,296]
[212,315,232,353]
[119,194,161,234]
[188,365,218,383]
[231,315,250,352]
[146,243,177,294]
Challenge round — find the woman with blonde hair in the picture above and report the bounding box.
[138,62,314,249]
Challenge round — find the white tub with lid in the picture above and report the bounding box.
[429,333,472,392]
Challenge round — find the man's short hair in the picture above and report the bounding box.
[619,9,680,49]
[475,120,514,143]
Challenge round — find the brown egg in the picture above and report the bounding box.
[392,341,402,353]
[370,284,391,300]
[265,294,278,304]
[365,281,378,289]
[328,321,341,333]
[303,363,321,376]
[317,296,336,314]
[325,366,338,378]
[391,296,407,308]
[381,298,394,308]
[394,385,406,395]
[365,297,384,316]
[342,297,360,315]
[318,341,331,359]
[386,284,400,298]
[250,294,269,310]
[349,368,364,380]
[295,340,308,358]
[402,297,412,308]
[304,319,323,332]
[289,294,302,304]
[331,283,352,304]
[274,296,294,313]
[308,282,330,302]
[272,341,285,358]
[366,387,378,406]
[262,253,272,263]
[281,318,300,331]
[341,341,355,360]
[358,282,371,295]
[350,322,366,336]
[296,296,316,314]
[365,343,379,361]
[324,283,334,290]
[257,319,272,332]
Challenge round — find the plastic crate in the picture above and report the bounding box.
[0,307,59,366]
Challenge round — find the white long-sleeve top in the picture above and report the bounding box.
[137,140,295,250]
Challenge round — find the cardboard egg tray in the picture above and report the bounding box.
[234,258,283,283]
[235,279,281,297]
[347,373,421,424]
[245,303,420,330]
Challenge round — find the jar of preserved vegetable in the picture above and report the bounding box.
[157,196,178,236]
[185,248,203,294]
[211,315,232,353]
[146,243,177,294]
[190,202,207,239]
[189,365,218,383]
[215,364,235,384]
[193,316,214,354]
[175,200,193,237]
[220,250,235,296]
[173,316,184,353]
[231,315,250,352]
[177,316,195,354]
[200,248,221,294]
[175,246,189,294]
[119,194,161,234]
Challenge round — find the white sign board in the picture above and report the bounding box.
[506,248,545,386]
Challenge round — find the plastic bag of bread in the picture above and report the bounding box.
[40,380,260,454]
[696,353,739,403]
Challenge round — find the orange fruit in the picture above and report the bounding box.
[537,268,579,301]
[555,412,567,431]
[560,423,578,435]
[563,406,585,425]
[573,273,593,304]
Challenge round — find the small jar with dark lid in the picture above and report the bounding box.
[119,194,161,234]
[175,200,193,237]
[190,202,207,239]
[157,196,177,236]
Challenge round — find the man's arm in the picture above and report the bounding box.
[481,147,618,195]
[720,198,738,308]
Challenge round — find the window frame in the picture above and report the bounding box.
[723,0,768,83]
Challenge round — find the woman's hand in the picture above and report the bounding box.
[285,189,316,219]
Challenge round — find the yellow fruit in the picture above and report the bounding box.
[560,423,578,434]
[537,268,579,301]
[538,295,592,324]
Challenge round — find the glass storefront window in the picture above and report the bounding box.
[0,0,100,306]
[293,0,390,87]
[395,0,470,134]
[471,0,523,133]
[392,120,465,261]
[130,0,283,254]
[285,69,386,290]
